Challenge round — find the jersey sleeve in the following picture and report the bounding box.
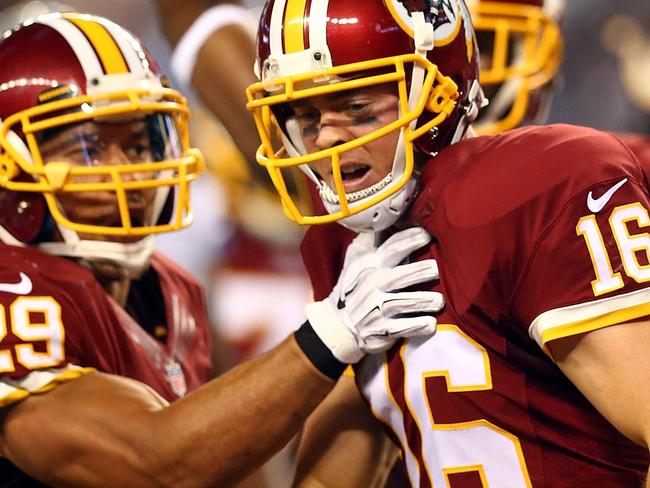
[0,269,97,407]
[512,172,650,353]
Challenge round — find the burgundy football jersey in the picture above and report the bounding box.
[617,133,650,169]
[0,244,212,487]
[302,125,650,487]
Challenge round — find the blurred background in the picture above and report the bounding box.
[547,0,650,133]
[1,0,648,486]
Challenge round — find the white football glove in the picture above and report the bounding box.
[305,227,444,364]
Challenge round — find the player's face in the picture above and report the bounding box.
[290,83,400,195]
[39,119,158,244]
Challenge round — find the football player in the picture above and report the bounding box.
[156,0,312,366]
[0,12,443,487]
[156,0,262,180]
[245,0,650,486]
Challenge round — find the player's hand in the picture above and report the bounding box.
[305,227,443,364]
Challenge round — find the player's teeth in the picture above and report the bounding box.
[319,172,393,204]
[342,164,365,174]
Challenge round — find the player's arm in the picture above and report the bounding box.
[548,321,650,486]
[0,227,442,488]
[155,0,262,177]
[293,375,398,488]
[0,336,332,488]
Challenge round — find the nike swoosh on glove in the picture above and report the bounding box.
[305,226,444,364]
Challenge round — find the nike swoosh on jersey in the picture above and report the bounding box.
[0,272,33,295]
[587,178,628,213]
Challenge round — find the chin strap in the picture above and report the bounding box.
[34,175,174,278]
[0,206,153,279]
[38,227,155,280]
[332,177,419,233]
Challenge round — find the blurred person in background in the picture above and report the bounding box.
[0,12,443,487]
[155,0,311,365]
[468,0,650,186]
[156,0,260,176]
[468,0,564,136]
[155,3,312,484]
[0,0,73,30]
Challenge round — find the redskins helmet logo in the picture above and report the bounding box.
[397,0,438,14]
[396,0,455,27]
[387,0,463,45]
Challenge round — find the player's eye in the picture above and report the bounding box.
[295,109,321,137]
[62,143,101,166]
[126,143,151,160]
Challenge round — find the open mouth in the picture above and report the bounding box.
[340,163,371,183]
[317,162,373,194]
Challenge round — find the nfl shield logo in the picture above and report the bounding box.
[165,360,187,397]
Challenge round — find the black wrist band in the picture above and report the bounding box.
[294,320,347,380]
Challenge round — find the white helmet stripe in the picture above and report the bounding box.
[103,21,147,76]
[308,0,330,49]
[270,0,288,56]
[36,17,104,82]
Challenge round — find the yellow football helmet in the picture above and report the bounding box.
[247,0,484,232]
[468,0,564,135]
[0,13,204,275]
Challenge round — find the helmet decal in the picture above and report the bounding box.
[402,0,455,27]
[388,0,461,45]
[37,84,81,104]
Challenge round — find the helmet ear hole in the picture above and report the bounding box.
[0,188,48,243]
[0,128,46,243]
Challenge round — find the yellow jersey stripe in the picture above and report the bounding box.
[0,366,96,407]
[540,300,650,348]
[65,16,129,74]
[284,0,308,53]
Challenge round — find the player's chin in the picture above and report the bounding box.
[107,235,149,244]
[76,232,149,245]
[90,259,132,281]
